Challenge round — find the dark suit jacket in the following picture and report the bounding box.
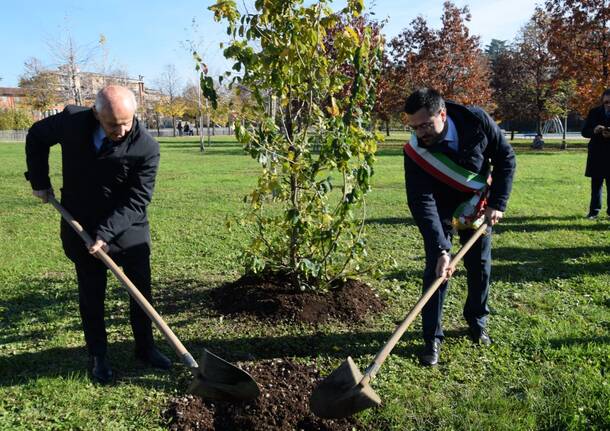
[25,105,160,262]
[582,105,610,178]
[404,101,516,254]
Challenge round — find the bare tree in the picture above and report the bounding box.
[182,19,212,151]
[156,64,183,136]
[46,20,101,105]
[95,33,132,86]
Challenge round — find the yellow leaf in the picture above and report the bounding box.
[326,97,340,117]
[344,26,360,44]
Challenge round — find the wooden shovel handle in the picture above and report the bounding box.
[48,196,198,370]
[362,222,489,384]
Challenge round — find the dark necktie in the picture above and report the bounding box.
[99,137,112,154]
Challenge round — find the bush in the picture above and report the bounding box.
[0,109,33,130]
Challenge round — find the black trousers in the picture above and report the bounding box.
[73,246,154,356]
[589,177,610,216]
[421,225,492,341]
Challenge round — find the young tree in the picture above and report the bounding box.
[546,0,610,114]
[389,1,493,109]
[207,0,383,290]
[545,78,578,147]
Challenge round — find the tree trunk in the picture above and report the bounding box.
[385,120,390,137]
[289,172,299,271]
[172,116,176,137]
[561,114,568,150]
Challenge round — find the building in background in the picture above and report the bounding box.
[4,69,167,127]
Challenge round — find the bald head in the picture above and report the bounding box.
[93,85,137,142]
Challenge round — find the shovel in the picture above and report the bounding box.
[48,196,260,401]
[310,223,488,418]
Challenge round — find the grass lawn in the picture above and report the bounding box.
[0,135,608,430]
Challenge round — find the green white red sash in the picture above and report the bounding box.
[404,139,490,230]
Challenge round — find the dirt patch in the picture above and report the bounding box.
[162,358,367,431]
[211,275,384,324]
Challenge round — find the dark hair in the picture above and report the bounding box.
[602,88,610,99]
[404,88,445,115]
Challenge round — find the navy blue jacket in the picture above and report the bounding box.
[404,101,516,253]
[25,105,160,261]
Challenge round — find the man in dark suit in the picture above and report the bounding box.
[403,88,516,366]
[582,88,610,219]
[25,85,170,383]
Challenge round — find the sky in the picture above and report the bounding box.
[0,0,539,89]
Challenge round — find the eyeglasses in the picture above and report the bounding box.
[409,110,442,132]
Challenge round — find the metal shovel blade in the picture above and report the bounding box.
[188,349,260,402]
[310,356,381,419]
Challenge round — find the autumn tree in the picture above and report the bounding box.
[488,46,528,134]
[546,0,610,114]
[388,1,493,109]
[156,64,184,136]
[373,54,403,135]
[182,82,203,132]
[513,9,557,133]
[18,57,59,114]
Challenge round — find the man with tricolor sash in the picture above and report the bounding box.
[403,88,516,366]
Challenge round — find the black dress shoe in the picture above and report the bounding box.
[420,339,441,366]
[91,355,113,384]
[135,347,172,370]
[469,327,493,346]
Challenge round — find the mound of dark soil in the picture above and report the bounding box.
[211,275,384,324]
[162,358,367,431]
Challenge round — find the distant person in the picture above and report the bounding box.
[531,133,544,150]
[184,123,191,136]
[177,120,183,136]
[25,85,170,384]
[403,88,516,366]
[582,88,610,219]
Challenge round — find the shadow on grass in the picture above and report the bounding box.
[0,276,215,346]
[375,147,405,157]
[381,270,422,284]
[0,276,81,345]
[0,326,479,388]
[167,148,249,157]
[0,341,185,392]
[495,215,609,233]
[492,245,610,282]
[153,278,215,317]
[549,336,610,348]
[366,216,414,226]
[385,243,610,285]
